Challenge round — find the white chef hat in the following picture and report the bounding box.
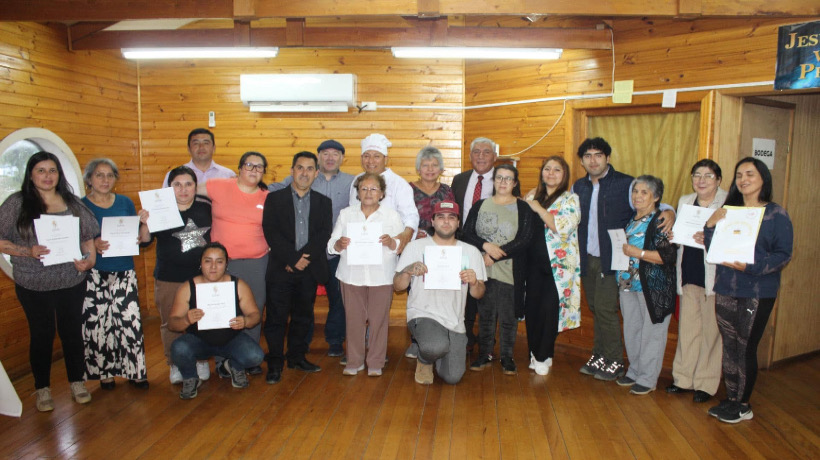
[361,133,392,156]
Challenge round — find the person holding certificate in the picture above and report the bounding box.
[203,152,269,378]
[328,173,404,376]
[615,176,677,395]
[703,157,793,424]
[394,200,486,385]
[168,243,264,400]
[462,164,536,376]
[0,152,99,412]
[523,156,582,376]
[666,160,728,404]
[79,158,148,390]
[139,166,212,384]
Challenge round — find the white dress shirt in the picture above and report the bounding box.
[461,168,495,224]
[328,204,405,287]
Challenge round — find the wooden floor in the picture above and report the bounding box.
[1,316,818,460]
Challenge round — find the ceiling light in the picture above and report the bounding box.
[391,47,562,60]
[121,47,278,60]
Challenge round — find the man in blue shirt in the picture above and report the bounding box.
[273,140,354,358]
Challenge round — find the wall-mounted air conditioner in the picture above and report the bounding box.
[240,74,357,112]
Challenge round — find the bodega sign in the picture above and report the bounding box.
[775,21,820,90]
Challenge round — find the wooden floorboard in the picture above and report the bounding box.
[1,315,818,459]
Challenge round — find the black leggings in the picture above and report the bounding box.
[16,282,87,389]
[715,295,776,404]
[524,269,560,362]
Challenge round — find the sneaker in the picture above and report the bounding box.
[415,361,434,385]
[368,368,382,377]
[594,360,625,381]
[246,366,263,376]
[196,361,211,381]
[616,376,636,387]
[470,355,492,371]
[405,343,419,359]
[225,359,249,389]
[35,387,54,412]
[528,352,536,370]
[216,361,231,379]
[169,365,183,385]
[580,354,605,375]
[719,402,754,424]
[629,384,656,395]
[342,364,365,375]
[340,355,347,366]
[70,381,92,404]
[328,344,344,357]
[533,358,552,376]
[179,378,202,400]
[501,357,517,375]
[708,399,732,418]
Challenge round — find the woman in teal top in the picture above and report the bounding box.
[81,158,148,390]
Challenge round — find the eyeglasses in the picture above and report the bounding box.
[494,176,515,183]
[359,186,381,193]
[691,173,716,180]
[242,163,265,172]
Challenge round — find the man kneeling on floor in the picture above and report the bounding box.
[394,201,486,385]
[169,242,265,399]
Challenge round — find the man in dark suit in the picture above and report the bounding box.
[262,151,333,384]
[451,137,520,352]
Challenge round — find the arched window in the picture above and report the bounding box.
[0,128,84,279]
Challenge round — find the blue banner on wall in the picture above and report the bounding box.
[775,21,820,90]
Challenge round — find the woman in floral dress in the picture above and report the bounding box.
[524,155,581,375]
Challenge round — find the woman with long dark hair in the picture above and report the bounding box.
[523,156,581,375]
[0,151,99,411]
[703,157,792,423]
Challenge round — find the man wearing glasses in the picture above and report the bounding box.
[262,152,333,384]
[163,128,235,188]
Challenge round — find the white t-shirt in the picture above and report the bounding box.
[396,238,487,333]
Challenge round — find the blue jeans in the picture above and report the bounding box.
[171,333,264,380]
[323,256,345,346]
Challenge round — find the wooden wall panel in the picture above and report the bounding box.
[766,94,820,361]
[0,23,139,379]
[464,17,819,365]
[137,49,464,322]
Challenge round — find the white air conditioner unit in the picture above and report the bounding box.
[240,74,357,112]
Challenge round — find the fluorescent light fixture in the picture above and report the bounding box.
[391,47,562,60]
[248,102,350,113]
[122,47,278,60]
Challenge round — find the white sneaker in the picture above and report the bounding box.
[529,352,536,370]
[534,357,552,376]
[169,365,183,384]
[35,387,54,412]
[196,361,210,381]
[70,381,92,404]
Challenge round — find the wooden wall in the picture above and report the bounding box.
[463,17,819,365]
[137,49,464,322]
[0,22,139,378]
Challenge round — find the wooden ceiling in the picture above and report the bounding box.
[2,0,817,52]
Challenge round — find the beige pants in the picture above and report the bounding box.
[154,279,184,364]
[340,283,393,371]
[671,284,723,395]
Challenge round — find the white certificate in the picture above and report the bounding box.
[607,229,629,271]
[670,204,715,249]
[100,216,140,257]
[346,221,383,266]
[195,281,236,331]
[33,215,82,266]
[138,187,184,232]
[423,246,463,290]
[706,206,765,265]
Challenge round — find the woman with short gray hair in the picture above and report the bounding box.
[615,175,677,395]
[411,146,454,239]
